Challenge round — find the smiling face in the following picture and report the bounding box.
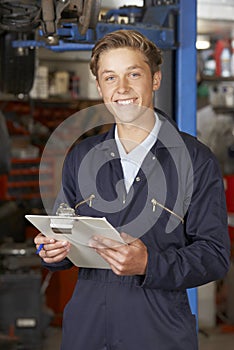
[96,47,161,127]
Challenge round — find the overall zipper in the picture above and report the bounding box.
[75,194,95,210]
[151,198,184,224]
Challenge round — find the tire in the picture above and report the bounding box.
[0,31,36,95]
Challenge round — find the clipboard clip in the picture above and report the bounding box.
[51,194,95,234]
[56,203,76,217]
[50,203,75,234]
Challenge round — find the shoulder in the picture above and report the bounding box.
[63,129,115,174]
[75,131,108,151]
[157,109,222,178]
[180,131,220,173]
[66,130,110,159]
[158,110,218,170]
[157,109,216,165]
[181,131,211,154]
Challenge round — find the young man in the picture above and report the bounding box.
[35,30,230,350]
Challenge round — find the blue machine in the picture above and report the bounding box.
[11,0,198,321]
[175,0,198,325]
[12,3,178,51]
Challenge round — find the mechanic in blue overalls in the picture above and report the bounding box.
[35,30,230,350]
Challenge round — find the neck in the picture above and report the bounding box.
[116,114,155,153]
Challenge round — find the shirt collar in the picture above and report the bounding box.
[94,109,184,153]
[114,112,161,158]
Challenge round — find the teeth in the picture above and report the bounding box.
[117,99,134,105]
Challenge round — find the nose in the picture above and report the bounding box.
[117,76,129,94]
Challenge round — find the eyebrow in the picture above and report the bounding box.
[100,65,144,77]
[100,70,115,76]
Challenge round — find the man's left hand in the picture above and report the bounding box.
[89,232,148,276]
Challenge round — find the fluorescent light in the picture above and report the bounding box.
[196,40,211,50]
[196,35,211,50]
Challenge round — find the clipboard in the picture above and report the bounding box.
[25,215,125,269]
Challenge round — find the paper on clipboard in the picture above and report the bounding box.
[25,215,125,269]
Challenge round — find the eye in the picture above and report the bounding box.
[130,72,141,78]
[104,75,115,82]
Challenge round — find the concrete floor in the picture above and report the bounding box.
[199,328,234,350]
[41,326,234,350]
[42,327,62,350]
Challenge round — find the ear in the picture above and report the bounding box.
[96,80,103,98]
[152,71,162,91]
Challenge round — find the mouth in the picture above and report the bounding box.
[114,98,137,106]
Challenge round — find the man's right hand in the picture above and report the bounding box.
[34,233,71,263]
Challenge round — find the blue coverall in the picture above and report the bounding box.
[43,111,230,350]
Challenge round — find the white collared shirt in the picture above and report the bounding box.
[115,113,161,193]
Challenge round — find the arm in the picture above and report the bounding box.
[142,155,230,290]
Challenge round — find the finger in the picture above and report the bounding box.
[43,240,70,252]
[34,233,44,245]
[88,237,107,249]
[95,246,125,261]
[40,245,70,259]
[89,235,125,250]
[42,250,69,263]
[34,234,55,246]
[120,232,136,244]
[35,239,56,251]
[94,248,125,272]
[120,233,145,248]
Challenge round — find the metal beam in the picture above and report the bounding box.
[175,0,197,136]
[175,0,198,325]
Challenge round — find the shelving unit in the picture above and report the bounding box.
[201,75,234,82]
[0,157,55,201]
[0,96,103,208]
[1,97,102,131]
[200,75,234,112]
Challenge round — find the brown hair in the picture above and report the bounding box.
[90,29,163,79]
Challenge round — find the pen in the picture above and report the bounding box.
[36,243,44,255]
